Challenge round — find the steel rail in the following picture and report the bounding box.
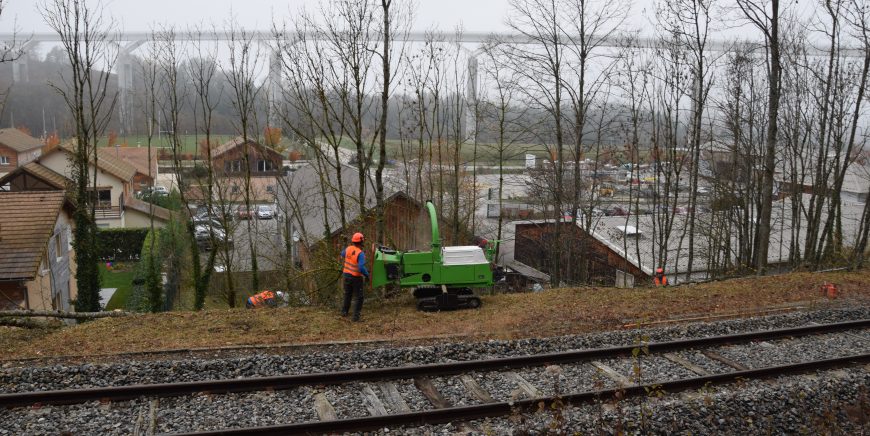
[0,319,867,408]
[180,353,870,435]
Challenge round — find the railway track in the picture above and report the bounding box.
[2,319,868,434]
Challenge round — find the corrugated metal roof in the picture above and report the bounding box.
[279,162,391,245]
[583,194,863,276]
[0,191,68,280]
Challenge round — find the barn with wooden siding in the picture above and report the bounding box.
[515,220,650,286]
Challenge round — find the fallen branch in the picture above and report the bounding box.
[0,310,133,320]
[0,318,63,329]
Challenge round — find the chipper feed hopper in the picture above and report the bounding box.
[371,201,497,311]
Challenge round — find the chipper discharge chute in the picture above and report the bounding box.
[371,201,498,311]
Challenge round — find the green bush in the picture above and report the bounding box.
[97,228,149,261]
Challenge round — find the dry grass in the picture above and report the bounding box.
[2,269,869,360]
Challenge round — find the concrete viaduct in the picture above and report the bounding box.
[0,31,853,136]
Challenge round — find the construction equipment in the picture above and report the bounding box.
[371,201,498,311]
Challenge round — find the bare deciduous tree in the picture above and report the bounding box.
[40,0,118,311]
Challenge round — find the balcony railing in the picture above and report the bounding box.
[95,206,122,219]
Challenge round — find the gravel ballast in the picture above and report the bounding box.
[0,307,867,434]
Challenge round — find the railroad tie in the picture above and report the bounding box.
[504,371,543,399]
[147,398,158,436]
[662,353,710,376]
[413,377,451,409]
[412,377,479,433]
[361,384,388,416]
[377,382,411,413]
[313,392,337,421]
[459,374,495,403]
[590,361,633,386]
[701,351,750,371]
[132,403,146,436]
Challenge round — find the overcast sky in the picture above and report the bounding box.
[2,0,517,33]
[2,0,830,46]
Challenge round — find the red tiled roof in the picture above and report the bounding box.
[55,142,137,182]
[212,136,283,160]
[0,128,42,152]
[0,162,70,190]
[98,147,158,180]
[0,191,70,280]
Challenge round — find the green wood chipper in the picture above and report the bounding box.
[371,201,498,311]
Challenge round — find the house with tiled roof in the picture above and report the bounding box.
[212,137,283,177]
[97,147,158,189]
[0,128,43,176]
[5,142,173,229]
[0,191,77,311]
[0,162,68,191]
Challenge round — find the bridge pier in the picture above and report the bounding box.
[10,41,39,83]
[117,40,146,137]
[267,47,282,129]
[465,54,479,143]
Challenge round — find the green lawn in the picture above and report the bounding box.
[100,262,138,310]
[99,134,222,155]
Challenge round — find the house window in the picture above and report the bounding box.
[231,185,240,194]
[0,156,8,165]
[90,189,112,208]
[266,185,274,193]
[257,160,276,172]
[225,160,242,173]
[55,233,63,262]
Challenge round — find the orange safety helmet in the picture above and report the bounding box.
[352,232,365,243]
[656,267,664,274]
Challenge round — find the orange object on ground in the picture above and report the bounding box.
[819,282,838,299]
[246,290,276,308]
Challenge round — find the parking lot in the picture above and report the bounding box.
[193,204,288,273]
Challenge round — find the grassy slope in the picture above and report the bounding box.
[2,269,869,359]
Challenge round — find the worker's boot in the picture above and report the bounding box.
[352,315,361,322]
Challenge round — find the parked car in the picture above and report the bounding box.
[606,206,629,216]
[236,206,253,220]
[192,216,224,231]
[194,224,233,250]
[137,185,169,200]
[256,205,274,220]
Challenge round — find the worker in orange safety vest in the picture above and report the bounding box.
[340,232,369,322]
[654,267,668,286]
[246,290,277,309]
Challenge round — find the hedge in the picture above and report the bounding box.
[97,228,149,261]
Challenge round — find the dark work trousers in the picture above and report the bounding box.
[342,274,365,320]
